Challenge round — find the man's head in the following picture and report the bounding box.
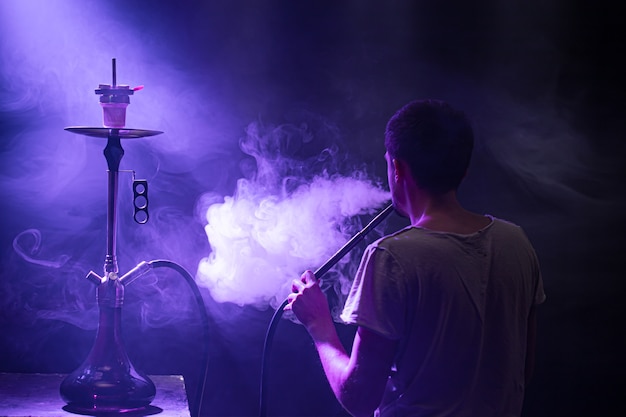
[385,99,474,196]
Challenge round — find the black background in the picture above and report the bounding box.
[0,1,624,416]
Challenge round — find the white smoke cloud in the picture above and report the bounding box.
[196,122,390,311]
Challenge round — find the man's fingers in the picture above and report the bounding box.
[284,292,296,311]
[292,277,306,293]
[301,270,317,284]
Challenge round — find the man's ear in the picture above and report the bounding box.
[392,158,407,182]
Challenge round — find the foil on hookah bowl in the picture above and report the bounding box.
[96,84,132,129]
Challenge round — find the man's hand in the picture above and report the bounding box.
[284,270,395,417]
[284,270,334,338]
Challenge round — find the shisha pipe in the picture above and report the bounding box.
[258,203,395,417]
[60,60,155,414]
[60,60,207,417]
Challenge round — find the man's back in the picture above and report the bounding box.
[341,216,545,416]
[288,100,545,417]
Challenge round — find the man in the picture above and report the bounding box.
[285,99,545,417]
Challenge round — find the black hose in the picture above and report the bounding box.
[258,204,394,417]
[149,260,210,417]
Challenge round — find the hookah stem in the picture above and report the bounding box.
[312,203,394,280]
[259,203,394,417]
[104,130,124,274]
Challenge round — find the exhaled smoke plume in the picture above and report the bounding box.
[196,121,389,311]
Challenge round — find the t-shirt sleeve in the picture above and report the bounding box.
[532,250,546,305]
[340,244,407,340]
[512,221,546,306]
[522,228,546,306]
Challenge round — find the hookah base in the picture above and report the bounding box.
[60,372,157,416]
[62,403,162,416]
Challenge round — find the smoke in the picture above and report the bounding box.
[196,121,390,313]
[2,0,618,337]
[0,0,242,332]
[13,229,71,269]
[4,228,98,330]
[478,99,616,206]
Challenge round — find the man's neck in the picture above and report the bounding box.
[409,192,490,234]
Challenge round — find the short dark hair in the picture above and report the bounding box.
[385,99,474,195]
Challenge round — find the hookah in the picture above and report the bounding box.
[60,59,209,416]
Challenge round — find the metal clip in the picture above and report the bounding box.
[132,179,149,224]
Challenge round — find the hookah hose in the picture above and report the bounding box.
[124,260,210,417]
[258,204,394,417]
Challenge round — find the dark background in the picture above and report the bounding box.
[0,1,624,416]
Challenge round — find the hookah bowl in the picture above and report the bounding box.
[60,274,156,413]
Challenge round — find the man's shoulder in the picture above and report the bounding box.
[485,216,529,238]
[370,226,428,252]
[372,217,530,251]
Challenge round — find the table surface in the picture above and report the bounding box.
[0,373,191,417]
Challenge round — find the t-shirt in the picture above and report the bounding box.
[340,216,545,417]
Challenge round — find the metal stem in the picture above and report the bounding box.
[103,130,124,274]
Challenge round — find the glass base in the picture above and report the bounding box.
[62,403,162,416]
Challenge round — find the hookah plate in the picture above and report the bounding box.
[65,127,164,139]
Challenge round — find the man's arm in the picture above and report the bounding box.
[286,271,397,417]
